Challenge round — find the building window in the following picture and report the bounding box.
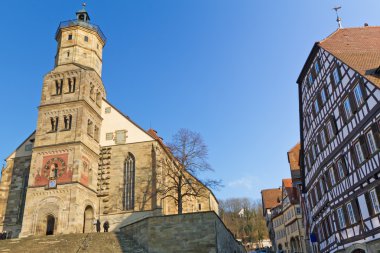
[315,62,320,74]
[115,130,127,144]
[87,120,93,137]
[320,130,327,148]
[296,207,301,215]
[63,115,72,130]
[337,159,346,179]
[337,207,346,229]
[55,79,63,95]
[68,78,76,93]
[366,130,377,155]
[353,84,364,107]
[314,100,320,113]
[329,167,336,185]
[106,132,113,141]
[319,180,325,195]
[66,51,70,57]
[346,203,356,225]
[25,144,33,151]
[343,97,353,119]
[124,153,135,210]
[96,91,102,106]
[333,68,341,85]
[355,142,365,164]
[94,126,100,142]
[90,85,95,101]
[326,121,335,140]
[84,36,89,42]
[105,107,111,114]
[68,34,72,40]
[198,203,202,211]
[321,89,327,104]
[370,189,380,214]
[50,117,59,132]
[308,73,314,86]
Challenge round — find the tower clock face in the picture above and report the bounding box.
[44,157,67,178]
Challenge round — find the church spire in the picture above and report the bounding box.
[76,3,90,22]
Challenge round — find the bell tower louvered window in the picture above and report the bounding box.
[124,153,135,210]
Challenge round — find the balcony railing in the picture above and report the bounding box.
[56,20,107,42]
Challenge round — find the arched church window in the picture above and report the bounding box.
[124,153,135,210]
[68,78,75,93]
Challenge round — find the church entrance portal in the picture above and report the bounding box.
[46,215,55,235]
[83,206,94,233]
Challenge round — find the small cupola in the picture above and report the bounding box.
[76,3,90,23]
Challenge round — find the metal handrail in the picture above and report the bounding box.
[56,19,107,42]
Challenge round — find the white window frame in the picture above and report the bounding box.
[355,142,365,164]
[333,68,340,85]
[353,84,364,107]
[370,189,380,214]
[337,207,346,229]
[346,203,356,224]
[366,130,377,154]
[344,98,353,119]
[329,167,336,185]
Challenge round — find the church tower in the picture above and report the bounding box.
[20,6,106,237]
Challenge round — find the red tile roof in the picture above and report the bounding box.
[299,26,380,87]
[261,188,282,216]
[287,143,300,171]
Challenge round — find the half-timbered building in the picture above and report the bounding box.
[297,26,380,253]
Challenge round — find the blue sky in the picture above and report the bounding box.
[0,1,379,201]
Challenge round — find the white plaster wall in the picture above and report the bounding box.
[99,100,153,146]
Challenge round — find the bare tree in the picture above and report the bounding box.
[158,128,222,214]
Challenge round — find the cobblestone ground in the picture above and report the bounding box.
[0,232,146,253]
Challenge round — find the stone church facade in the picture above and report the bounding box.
[0,8,218,238]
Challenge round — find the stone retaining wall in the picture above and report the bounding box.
[120,211,246,253]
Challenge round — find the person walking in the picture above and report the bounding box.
[96,219,101,233]
[103,220,109,232]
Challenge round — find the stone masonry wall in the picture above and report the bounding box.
[120,211,246,253]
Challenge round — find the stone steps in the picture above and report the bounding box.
[0,232,146,253]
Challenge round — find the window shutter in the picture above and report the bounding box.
[340,105,347,124]
[330,73,336,87]
[365,192,374,216]
[331,116,338,135]
[349,93,358,113]
[351,199,361,222]
[371,123,380,149]
[359,135,370,159]
[360,80,367,99]
[350,145,358,168]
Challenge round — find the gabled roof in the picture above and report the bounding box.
[298,26,380,87]
[261,188,282,216]
[282,178,299,205]
[287,143,300,171]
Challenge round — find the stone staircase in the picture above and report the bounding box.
[0,232,146,253]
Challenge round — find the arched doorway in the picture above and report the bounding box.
[278,243,283,253]
[83,205,94,233]
[46,215,55,235]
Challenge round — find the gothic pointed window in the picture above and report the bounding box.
[68,78,76,93]
[124,153,135,210]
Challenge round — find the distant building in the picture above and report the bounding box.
[261,188,282,251]
[297,26,380,252]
